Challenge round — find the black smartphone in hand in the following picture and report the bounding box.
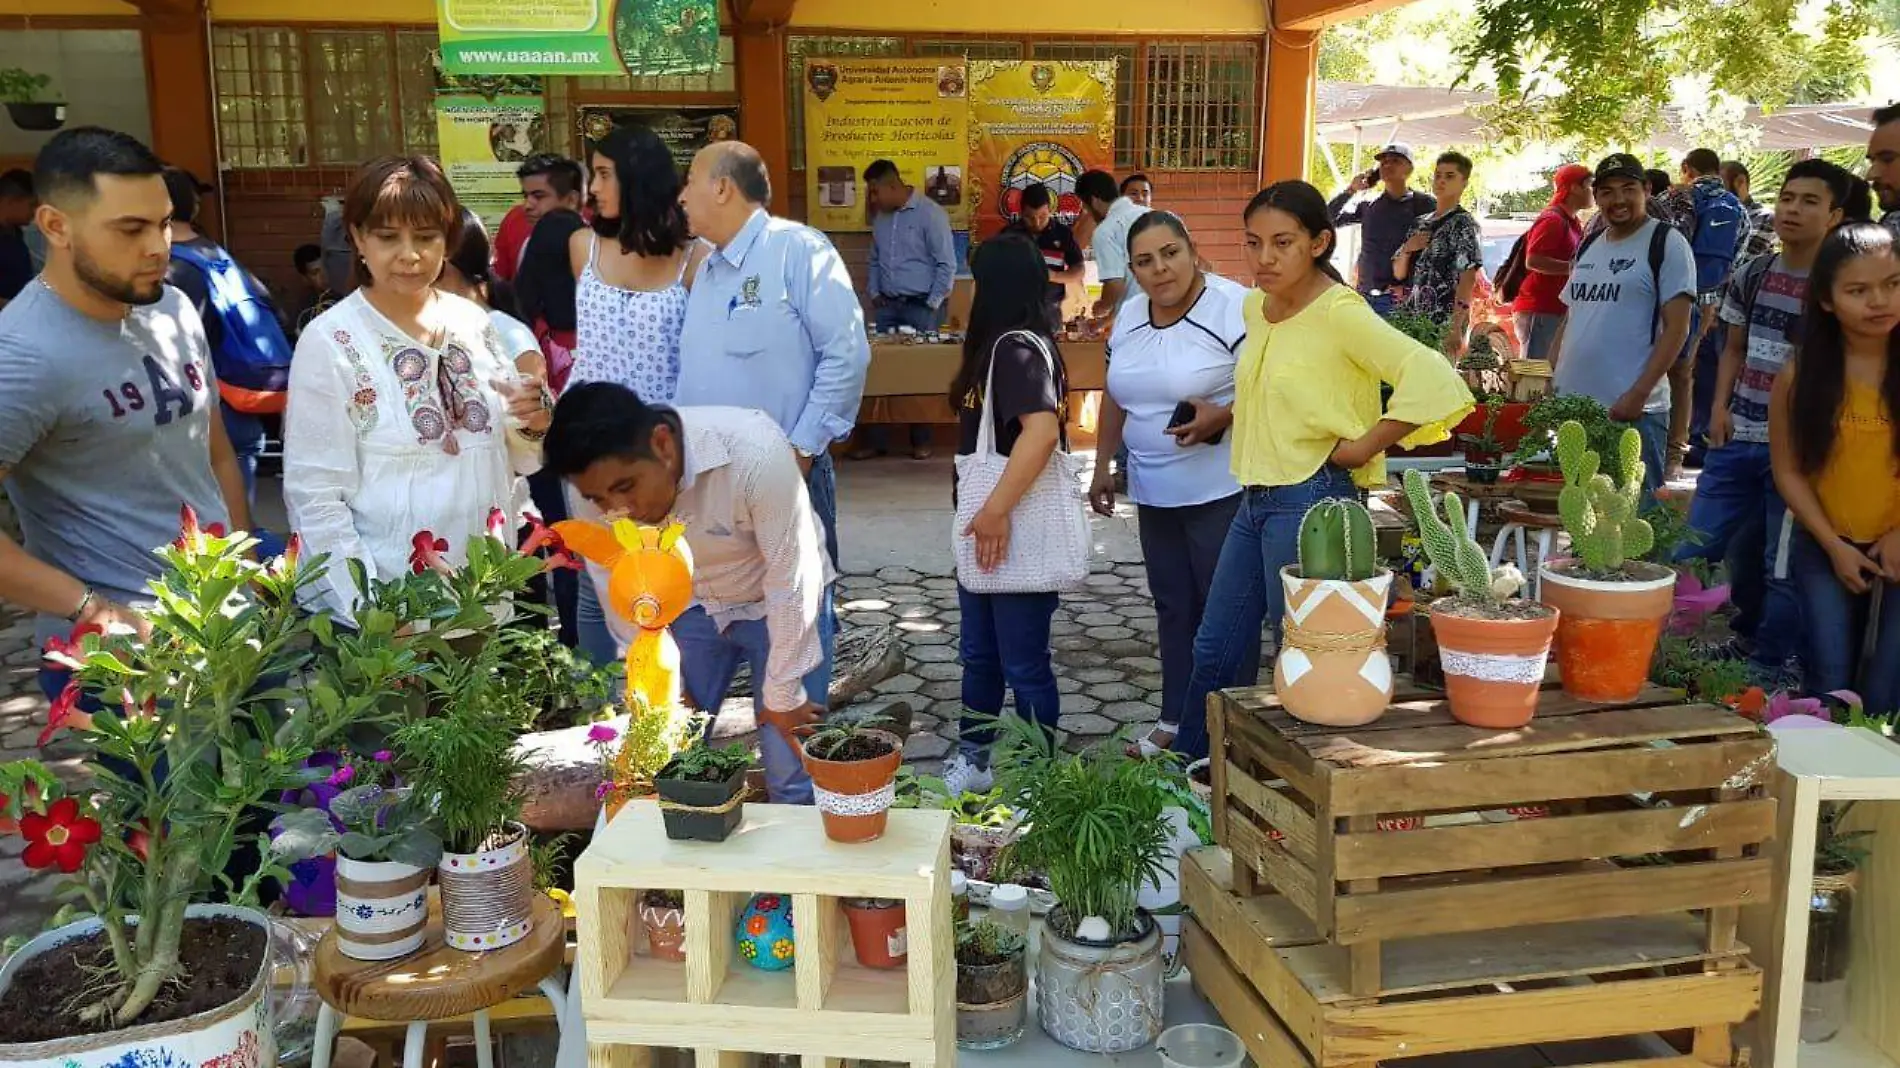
[1169,401,1225,446]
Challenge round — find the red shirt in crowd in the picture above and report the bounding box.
[1512,205,1582,316]
[492,204,532,283]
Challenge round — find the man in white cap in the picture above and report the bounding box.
[1329,142,1434,317]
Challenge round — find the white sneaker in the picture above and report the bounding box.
[941,753,994,797]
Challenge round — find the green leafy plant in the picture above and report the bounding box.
[659,734,754,783]
[955,917,1027,962]
[1649,636,1749,704]
[1297,498,1378,581]
[273,750,443,869]
[604,693,694,804]
[1386,308,1447,352]
[0,68,52,104]
[529,833,576,892]
[392,636,531,855]
[1458,401,1505,458]
[1817,802,1872,876]
[1510,393,1623,475]
[987,716,1185,941]
[1402,468,1524,603]
[495,626,621,731]
[1555,420,1654,576]
[802,710,896,761]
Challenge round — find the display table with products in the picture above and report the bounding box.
[855,340,1106,427]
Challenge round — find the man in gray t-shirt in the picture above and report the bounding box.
[1550,154,1696,502]
[0,126,247,648]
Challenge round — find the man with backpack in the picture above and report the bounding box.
[1503,163,1592,360]
[1548,154,1697,504]
[1679,159,1849,686]
[162,166,293,508]
[1654,149,1747,479]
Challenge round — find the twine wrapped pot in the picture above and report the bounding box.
[334,856,430,961]
[1036,910,1164,1053]
[438,822,535,952]
[1273,567,1395,727]
[0,904,276,1068]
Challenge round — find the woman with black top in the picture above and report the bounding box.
[941,233,1070,797]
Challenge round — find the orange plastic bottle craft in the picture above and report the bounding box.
[553,518,696,711]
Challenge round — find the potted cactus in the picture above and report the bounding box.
[1539,421,1677,702]
[1402,469,1559,728]
[1273,498,1394,726]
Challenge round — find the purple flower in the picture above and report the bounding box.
[595,782,613,800]
[326,765,356,788]
[587,724,620,745]
[372,750,393,763]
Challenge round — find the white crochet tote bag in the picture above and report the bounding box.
[952,330,1090,593]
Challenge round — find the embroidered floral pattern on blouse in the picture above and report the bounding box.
[378,333,492,446]
[330,328,381,435]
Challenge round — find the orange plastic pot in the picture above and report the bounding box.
[841,897,908,968]
[1540,561,1677,703]
[798,728,904,843]
[1428,602,1560,729]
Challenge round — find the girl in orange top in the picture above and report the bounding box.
[1770,222,1900,715]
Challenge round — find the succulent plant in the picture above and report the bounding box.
[1401,468,1523,602]
[1297,498,1378,581]
[1554,420,1653,574]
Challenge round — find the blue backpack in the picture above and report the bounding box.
[169,243,293,414]
[1688,181,1746,295]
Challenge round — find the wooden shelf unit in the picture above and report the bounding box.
[574,801,955,1068]
[1738,726,1900,1068]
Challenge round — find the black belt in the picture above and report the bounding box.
[888,293,932,306]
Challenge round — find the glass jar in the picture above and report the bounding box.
[1801,873,1856,1044]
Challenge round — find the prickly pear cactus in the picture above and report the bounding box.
[1401,468,1495,599]
[1297,498,1378,581]
[1555,420,1653,573]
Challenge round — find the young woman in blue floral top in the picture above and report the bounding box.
[1393,151,1484,355]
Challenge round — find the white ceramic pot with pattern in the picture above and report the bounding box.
[334,856,430,961]
[1036,909,1164,1054]
[0,904,276,1068]
[1273,567,1395,726]
[437,823,534,952]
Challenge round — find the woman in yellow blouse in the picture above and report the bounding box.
[1160,181,1472,760]
[1769,221,1900,716]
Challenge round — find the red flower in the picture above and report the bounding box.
[119,688,157,721]
[173,504,227,549]
[20,797,102,873]
[486,507,510,539]
[520,515,582,571]
[125,822,152,862]
[0,791,14,837]
[281,532,304,570]
[408,530,450,575]
[42,622,104,670]
[38,680,92,746]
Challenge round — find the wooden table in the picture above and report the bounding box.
[311,893,568,1068]
[856,340,1106,427]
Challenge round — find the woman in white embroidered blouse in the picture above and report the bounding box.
[284,156,551,617]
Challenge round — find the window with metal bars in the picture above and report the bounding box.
[212,26,445,169]
[1027,40,1138,168]
[572,34,737,95]
[910,39,1025,62]
[1141,41,1257,170]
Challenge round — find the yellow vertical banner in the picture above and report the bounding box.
[966,60,1116,239]
[802,58,971,233]
[435,93,547,229]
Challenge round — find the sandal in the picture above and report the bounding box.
[1127,722,1177,759]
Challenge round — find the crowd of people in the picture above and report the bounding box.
[0,105,1898,804]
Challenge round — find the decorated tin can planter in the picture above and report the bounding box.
[437,822,534,952]
[333,856,430,961]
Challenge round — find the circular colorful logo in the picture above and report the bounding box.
[999,141,1086,225]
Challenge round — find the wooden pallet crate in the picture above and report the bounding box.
[1180,847,1762,1068]
[1207,679,1777,996]
[574,801,955,1068]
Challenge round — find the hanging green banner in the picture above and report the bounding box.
[438,0,718,78]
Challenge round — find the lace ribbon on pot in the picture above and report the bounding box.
[814,781,897,817]
[1440,647,1549,685]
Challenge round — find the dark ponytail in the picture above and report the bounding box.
[1788,222,1900,475]
[1244,181,1344,284]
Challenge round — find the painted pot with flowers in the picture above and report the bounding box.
[275,750,443,961]
[0,516,393,1066]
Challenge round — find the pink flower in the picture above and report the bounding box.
[373,750,393,763]
[118,689,156,721]
[520,514,583,572]
[327,765,355,788]
[173,504,227,550]
[1760,690,1864,725]
[486,507,509,539]
[38,681,91,747]
[408,530,450,575]
[595,782,613,801]
[587,723,620,746]
[278,532,304,572]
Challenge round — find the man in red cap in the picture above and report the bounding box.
[1511,163,1592,360]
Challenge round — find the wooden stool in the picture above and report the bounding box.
[311,893,567,1068]
[1491,501,1566,598]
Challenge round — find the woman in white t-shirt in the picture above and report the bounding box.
[1088,212,1255,755]
[284,160,549,620]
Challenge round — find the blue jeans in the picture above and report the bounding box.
[1688,322,1724,461]
[1173,466,1358,761]
[221,404,265,507]
[527,467,579,650]
[673,599,835,804]
[1363,291,1399,318]
[1514,311,1563,361]
[1631,411,1668,505]
[1789,528,1900,715]
[807,452,840,573]
[957,586,1060,765]
[1677,441,1799,670]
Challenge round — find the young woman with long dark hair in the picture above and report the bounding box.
[941,233,1071,795]
[565,125,707,663]
[1770,221,1900,713]
[1158,181,1472,760]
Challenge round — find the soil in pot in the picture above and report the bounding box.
[0,916,265,1043]
[800,729,903,843]
[841,898,907,968]
[1539,560,1676,703]
[656,767,747,842]
[957,940,1028,1050]
[1429,597,1559,729]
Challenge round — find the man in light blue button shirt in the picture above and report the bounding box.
[856,158,956,460]
[676,140,871,572]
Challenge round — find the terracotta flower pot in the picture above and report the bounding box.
[640,898,686,962]
[841,898,908,968]
[1428,601,1560,729]
[1274,567,1394,727]
[798,729,904,843]
[1540,561,1677,703]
